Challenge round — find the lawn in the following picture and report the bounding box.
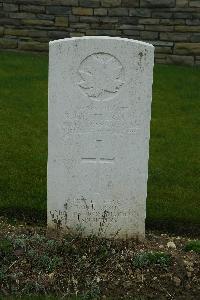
[0,51,199,231]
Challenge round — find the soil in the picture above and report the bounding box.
[0,217,199,300]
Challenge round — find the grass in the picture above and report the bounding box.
[0,50,199,230]
[184,240,200,253]
[0,51,48,221]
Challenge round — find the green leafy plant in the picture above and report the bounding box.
[12,235,27,250]
[184,240,200,253]
[132,251,172,268]
[30,234,47,244]
[38,255,63,272]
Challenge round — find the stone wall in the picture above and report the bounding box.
[0,0,200,65]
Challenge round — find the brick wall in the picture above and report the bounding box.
[0,0,200,65]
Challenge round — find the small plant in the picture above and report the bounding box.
[12,235,27,250]
[46,239,61,253]
[132,251,172,268]
[184,240,200,253]
[27,251,63,272]
[30,233,47,244]
[27,248,38,259]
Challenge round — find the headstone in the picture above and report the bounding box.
[48,36,154,239]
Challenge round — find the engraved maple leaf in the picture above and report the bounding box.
[79,55,124,98]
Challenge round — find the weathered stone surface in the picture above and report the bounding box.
[48,36,154,239]
[151,12,173,18]
[160,32,191,41]
[9,12,36,19]
[166,54,194,65]
[190,1,200,8]
[0,37,18,48]
[172,12,196,18]
[53,0,78,5]
[94,8,107,16]
[69,15,79,22]
[0,18,20,26]
[122,0,139,7]
[176,0,188,7]
[46,6,71,15]
[145,25,174,32]
[55,16,69,27]
[119,24,144,30]
[45,0,79,5]
[118,24,140,29]
[186,19,200,25]
[150,40,174,46]
[101,0,121,7]
[155,58,166,64]
[141,0,175,8]
[3,3,18,12]
[108,8,129,16]
[155,46,172,53]
[139,18,160,25]
[71,23,88,29]
[86,29,120,36]
[0,0,199,65]
[4,0,78,4]
[156,53,167,59]
[191,34,200,42]
[47,30,68,38]
[91,22,115,29]
[174,42,200,55]
[22,19,54,26]
[140,31,158,40]
[0,10,8,18]
[79,0,100,8]
[5,28,47,37]
[37,14,55,20]
[70,32,85,37]
[122,30,140,36]
[129,8,151,17]
[160,19,185,25]
[99,16,118,23]
[20,5,45,13]
[175,25,200,32]
[0,27,4,36]
[119,17,141,25]
[72,7,93,16]
[18,40,48,51]
[80,16,99,23]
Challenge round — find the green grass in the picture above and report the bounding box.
[0,51,48,221]
[184,240,200,253]
[148,62,200,229]
[0,51,199,229]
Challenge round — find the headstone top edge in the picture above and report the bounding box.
[49,36,155,50]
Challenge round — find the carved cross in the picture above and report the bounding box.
[81,139,115,199]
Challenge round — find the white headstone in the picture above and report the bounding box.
[48,36,154,239]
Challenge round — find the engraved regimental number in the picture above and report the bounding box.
[78,53,125,101]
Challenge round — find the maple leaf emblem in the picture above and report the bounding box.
[78,53,124,100]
